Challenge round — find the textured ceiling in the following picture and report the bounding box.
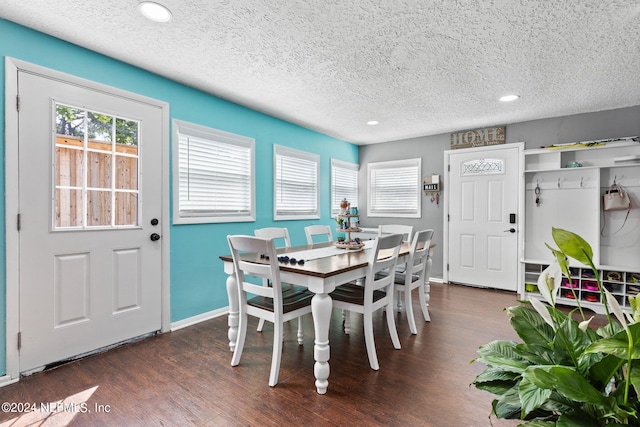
[1,1,639,144]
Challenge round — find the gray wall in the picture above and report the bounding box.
[358,105,640,280]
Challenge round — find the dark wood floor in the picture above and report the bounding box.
[1,283,550,426]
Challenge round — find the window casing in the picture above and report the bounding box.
[173,120,255,224]
[368,158,421,218]
[331,159,358,217]
[274,145,320,220]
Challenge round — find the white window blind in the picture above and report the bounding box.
[173,120,255,224]
[368,158,421,218]
[331,159,358,216]
[274,145,319,220]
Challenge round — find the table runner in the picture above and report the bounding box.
[283,240,374,262]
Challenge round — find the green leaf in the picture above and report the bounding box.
[519,376,552,417]
[586,323,640,360]
[515,343,556,365]
[472,368,519,395]
[554,317,592,370]
[476,340,531,373]
[630,359,640,398]
[523,366,610,407]
[508,305,555,347]
[586,354,619,389]
[551,228,593,266]
[492,387,523,419]
[518,420,556,426]
[556,411,600,427]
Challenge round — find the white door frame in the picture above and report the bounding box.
[4,57,171,383]
[443,142,525,287]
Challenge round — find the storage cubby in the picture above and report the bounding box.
[521,137,640,313]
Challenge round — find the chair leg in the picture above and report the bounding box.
[343,310,351,335]
[396,290,403,311]
[363,310,379,370]
[297,315,304,344]
[420,283,431,322]
[231,313,248,367]
[268,321,284,387]
[405,288,418,335]
[385,302,401,350]
[256,318,265,332]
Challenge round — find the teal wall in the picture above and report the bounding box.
[0,19,358,376]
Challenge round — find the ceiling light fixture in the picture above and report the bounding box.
[138,1,172,22]
[499,94,520,102]
[367,120,380,126]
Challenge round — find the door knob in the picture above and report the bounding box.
[504,228,516,233]
[150,218,159,226]
[150,233,161,241]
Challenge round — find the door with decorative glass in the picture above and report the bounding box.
[16,69,164,373]
[445,144,522,291]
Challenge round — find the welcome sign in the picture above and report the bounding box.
[450,126,505,149]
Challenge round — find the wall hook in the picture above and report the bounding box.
[580,177,584,187]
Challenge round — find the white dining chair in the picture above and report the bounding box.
[378,224,414,243]
[331,233,404,370]
[253,227,305,337]
[393,229,434,334]
[304,225,333,245]
[227,235,313,387]
[254,227,291,247]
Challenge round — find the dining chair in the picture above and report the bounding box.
[330,233,404,370]
[253,227,295,333]
[393,229,434,334]
[254,227,291,247]
[304,225,333,245]
[227,235,314,387]
[379,224,414,308]
[378,224,414,243]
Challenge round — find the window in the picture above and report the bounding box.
[331,159,358,216]
[173,120,255,224]
[368,158,421,218]
[274,145,320,220]
[54,103,140,229]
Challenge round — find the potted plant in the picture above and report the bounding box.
[472,227,640,425]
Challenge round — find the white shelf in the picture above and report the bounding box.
[521,138,640,314]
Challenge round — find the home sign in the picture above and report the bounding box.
[450,126,505,149]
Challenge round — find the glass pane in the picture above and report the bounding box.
[87,190,112,226]
[55,146,83,187]
[115,154,138,190]
[55,189,82,228]
[116,118,138,147]
[87,152,113,189]
[115,192,138,226]
[87,112,113,142]
[56,105,85,138]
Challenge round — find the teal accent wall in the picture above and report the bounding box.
[0,19,358,376]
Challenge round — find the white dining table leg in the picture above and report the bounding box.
[226,273,239,352]
[312,292,332,394]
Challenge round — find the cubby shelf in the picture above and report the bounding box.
[520,137,640,314]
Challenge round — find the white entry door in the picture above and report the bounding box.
[445,144,522,291]
[16,69,164,373]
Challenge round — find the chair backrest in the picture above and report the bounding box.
[304,225,333,245]
[227,235,284,315]
[254,227,291,248]
[379,224,414,243]
[406,229,434,282]
[366,233,404,292]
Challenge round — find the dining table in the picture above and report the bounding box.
[220,239,419,394]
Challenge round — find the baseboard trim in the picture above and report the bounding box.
[0,374,19,388]
[170,307,228,331]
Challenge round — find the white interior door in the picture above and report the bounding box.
[17,70,164,373]
[446,145,522,291]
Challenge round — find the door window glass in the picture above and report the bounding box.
[55,103,140,229]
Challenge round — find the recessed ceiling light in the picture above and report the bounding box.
[138,2,172,22]
[367,120,380,126]
[499,94,520,102]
